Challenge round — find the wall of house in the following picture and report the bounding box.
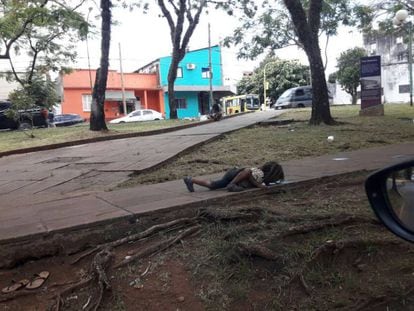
[364,31,413,104]
[163,92,199,119]
[383,63,410,103]
[159,46,223,87]
[0,78,19,100]
[62,89,87,118]
[61,70,163,120]
[133,90,163,113]
[63,70,159,90]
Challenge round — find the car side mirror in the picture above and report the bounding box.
[365,159,414,242]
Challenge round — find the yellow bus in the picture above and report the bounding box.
[221,94,260,115]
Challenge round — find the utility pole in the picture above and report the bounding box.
[208,23,214,112]
[118,42,127,115]
[408,21,413,106]
[86,7,93,95]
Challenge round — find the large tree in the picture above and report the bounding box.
[334,47,367,105]
[225,0,355,125]
[155,0,255,119]
[156,0,206,119]
[237,56,310,103]
[0,0,87,130]
[0,0,50,60]
[90,0,112,131]
[3,1,88,89]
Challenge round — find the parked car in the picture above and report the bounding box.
[53,114,85,127]
[109,109,164,124]
[0,101,54,130]
[274,86,333,109]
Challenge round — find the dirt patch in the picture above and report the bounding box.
[1,172,414,310]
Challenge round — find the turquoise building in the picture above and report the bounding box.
[136,45,233,119]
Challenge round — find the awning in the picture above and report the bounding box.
[105,90,136,101]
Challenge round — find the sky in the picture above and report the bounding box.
[72,4,364,87]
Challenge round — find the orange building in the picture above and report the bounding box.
[60,69,164,120]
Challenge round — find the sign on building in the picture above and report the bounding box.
[360,56,382,113]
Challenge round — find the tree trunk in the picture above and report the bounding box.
[351,94,358,105]
[167,49,185,119]
[90,0,111,131]
[307,44,335,125]
[283,0,335,125]
[167,56,179,119]
[351,88,358,105]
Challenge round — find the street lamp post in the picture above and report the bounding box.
[263,61,278,110]
[394,9,413,107]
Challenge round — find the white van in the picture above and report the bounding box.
[274,85,332,109]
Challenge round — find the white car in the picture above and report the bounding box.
[109,109,164,124]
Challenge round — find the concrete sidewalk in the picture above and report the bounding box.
[0,110,282,206]
[1,141,413,243]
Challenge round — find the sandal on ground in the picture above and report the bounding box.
[1,279,30,294]
[26,271,50,290]
[183,177,194,192]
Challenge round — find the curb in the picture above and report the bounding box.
[0,170,371,268]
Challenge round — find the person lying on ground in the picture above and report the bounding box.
[183,161,284,192]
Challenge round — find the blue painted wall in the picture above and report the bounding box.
[159,45,223,87]
[163,92,199,119]
[159,45,224,119]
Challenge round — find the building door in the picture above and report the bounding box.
[198,92,210,115]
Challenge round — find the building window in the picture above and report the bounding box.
[177,67,183,78]
[397,52,406,61]
[175,98,187,109]
[82,94,92,112]
[202,67,211,79]
[399,84,410,93]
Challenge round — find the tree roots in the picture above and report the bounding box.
[71,217,198,264]
[54,248,113,311]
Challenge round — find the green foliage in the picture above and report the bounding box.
[0,1,89,91]
[237,56,310,103]
[335,47,366,104]
[328,72,337,83]
[352,1,407,34]
[8,75,58,110]
[224,0,356,59]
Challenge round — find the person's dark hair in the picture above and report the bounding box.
[261,161,284,185]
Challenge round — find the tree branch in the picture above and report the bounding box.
[8,57,24,86]
[158,0,176,41]
[181,0,205,50]
[0,0,49,59]
[167,0,179,14]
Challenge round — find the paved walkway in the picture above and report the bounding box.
[0,110,413,243]
[0,110,282,204]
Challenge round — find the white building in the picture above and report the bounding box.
[364,30,411,104]
[0,75,19,100]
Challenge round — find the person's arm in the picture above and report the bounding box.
[229,168,267,189]
[248,174,267,189]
